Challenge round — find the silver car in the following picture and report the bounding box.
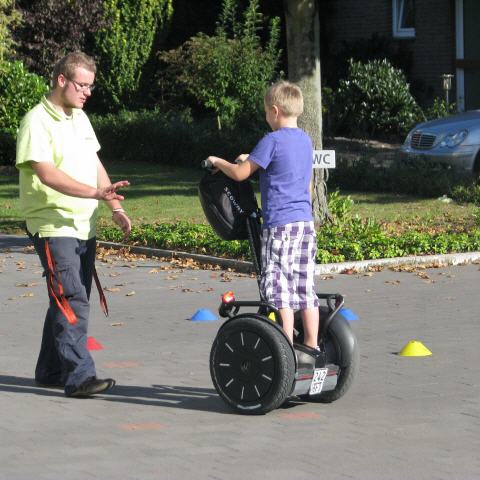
[400,110,480,177]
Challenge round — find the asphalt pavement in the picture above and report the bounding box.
[1,234,479,480]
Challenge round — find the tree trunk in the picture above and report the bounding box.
[283,0,330,226]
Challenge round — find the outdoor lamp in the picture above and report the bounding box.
[441,74,454,107]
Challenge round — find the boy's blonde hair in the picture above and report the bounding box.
[264,81,303,117]
[52,51,97,87]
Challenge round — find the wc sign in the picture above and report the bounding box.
[312,150,335,169]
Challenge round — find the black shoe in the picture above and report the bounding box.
[67,377,116,398]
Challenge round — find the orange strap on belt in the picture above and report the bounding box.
[93,267,109,317]
[44,241,78,325]
[44,241,109,324]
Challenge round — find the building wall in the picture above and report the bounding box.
[413,0,455,98]
[323,0,456,102]
[463,0,480,109]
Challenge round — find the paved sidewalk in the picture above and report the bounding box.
[1,234,479,480]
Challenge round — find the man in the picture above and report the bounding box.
[15,51,131,397]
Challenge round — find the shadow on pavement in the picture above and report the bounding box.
[0,235,32,252]
[0,375,231,413]
[103,383,232,413]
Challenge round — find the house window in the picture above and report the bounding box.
[393,0,415,38]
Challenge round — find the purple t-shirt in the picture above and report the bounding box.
[248,128,313,228]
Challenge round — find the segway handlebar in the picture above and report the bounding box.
[201,158,215,172]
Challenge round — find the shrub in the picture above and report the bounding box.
[157,0,281,130]
[329,156,467,198]
[97,218,480,265]
[327,189,354,223]
[451,183,480,205]
[333,59,422,140]
[94,0,173,110]
[423,97,457,121]
[90,109,265,166]
[0,60,49,164]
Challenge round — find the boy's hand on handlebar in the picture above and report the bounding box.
[236,154,249,163]
[205,156,221,173]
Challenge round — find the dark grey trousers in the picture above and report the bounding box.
[31,235,97,394]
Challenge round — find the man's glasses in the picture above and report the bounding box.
[66,77,96,92]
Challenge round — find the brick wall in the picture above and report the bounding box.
[412,0,455,98]
[323,0,456,101]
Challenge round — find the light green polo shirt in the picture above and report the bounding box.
[16,97,100,239]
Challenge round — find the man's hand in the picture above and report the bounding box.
[95,181,130,201]
[112,210,132,240]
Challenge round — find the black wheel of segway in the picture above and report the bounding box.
[210,316,295,415]
[314,330,359,403]
[294,310,359,403]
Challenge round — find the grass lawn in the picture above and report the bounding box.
[0,162,477,235]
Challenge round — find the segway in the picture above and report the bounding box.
[199,159,359,415]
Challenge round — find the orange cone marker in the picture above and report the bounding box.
[87,336,104,351]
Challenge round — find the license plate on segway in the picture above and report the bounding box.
[309,368,328,395]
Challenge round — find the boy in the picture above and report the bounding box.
[207,80,320,353]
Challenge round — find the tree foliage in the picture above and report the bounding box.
[94,0,173,110]
[158,0,281,129]
[0,60,49,163]
[13,0,108,79]
[0,0,20,62]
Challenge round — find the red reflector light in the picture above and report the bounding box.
[222,291,236,303]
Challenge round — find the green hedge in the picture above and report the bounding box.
[91,110,264,166]
[329,156,468,198]
[97,220,480,264]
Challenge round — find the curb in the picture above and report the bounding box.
[97,240,480,275]
[2,235,478,275]
[97,241,253,272]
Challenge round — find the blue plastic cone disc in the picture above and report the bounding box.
[191,308,217,322]
[339,308,359,321]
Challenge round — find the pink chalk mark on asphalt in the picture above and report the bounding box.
[277,411,321,420]
[103,360,143,369]
[119,423,168,431]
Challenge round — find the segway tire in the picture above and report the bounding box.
[313,331,359,403]
[210,316,295,415]
[295,310,359,403]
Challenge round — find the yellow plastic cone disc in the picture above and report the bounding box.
[398,340,432,357]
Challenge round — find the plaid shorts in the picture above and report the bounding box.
[260,221,319,310]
